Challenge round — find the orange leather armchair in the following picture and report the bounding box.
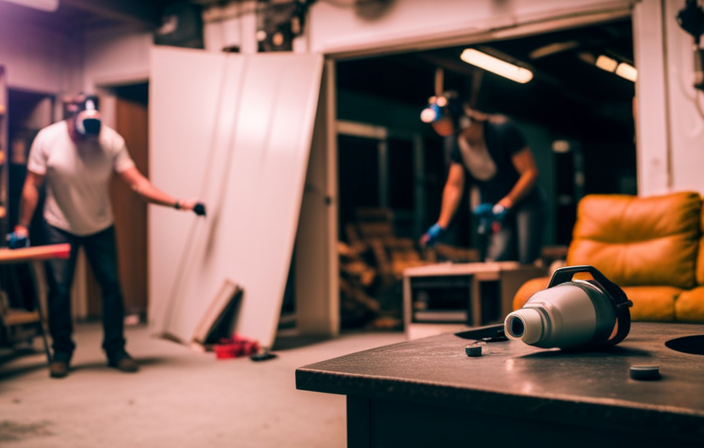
[513,191,704,322]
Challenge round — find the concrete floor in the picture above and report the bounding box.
[0,322,405,448]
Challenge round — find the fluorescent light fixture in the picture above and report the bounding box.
[594,54,637,82]
[529,41,579,60]
[577,52,596,65]
[460,49,533,84]
[595,55,618,72]
[0,0,58,12]
[615,62,637,82]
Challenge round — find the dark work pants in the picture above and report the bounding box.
[43,224,126,362]
[485,187,547,264]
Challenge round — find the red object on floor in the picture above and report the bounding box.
[213,333,260,359]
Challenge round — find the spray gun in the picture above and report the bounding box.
[474,203,507,234]
[504,265,633,350]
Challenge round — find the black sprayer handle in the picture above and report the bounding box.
[549,265,614,294]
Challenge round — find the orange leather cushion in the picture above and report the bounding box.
[567,192,701,289]
[512,276,550,310]
[698,211,704,286]
[620,286,680,322]
[514,279,679,321]
[675,287,704,322]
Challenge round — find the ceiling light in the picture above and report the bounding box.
[615,62,637,82]
[460,49,533,84]
[529,41,580,60]
[595,55,618,72]
[0,0,59,12]
[577,52,596,65]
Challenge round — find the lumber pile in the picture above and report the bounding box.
[339,208,478,330]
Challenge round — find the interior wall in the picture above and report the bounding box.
[633,0,704,196]
[663,0,704,193]
[202,0,258,54]
[83,28,153,91]
[632,0,670,195]
[295,60,339,335]
[306,0,635,55]
[0,15,82,93]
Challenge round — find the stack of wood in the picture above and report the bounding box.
[338,208,432,330]
[353,208,434,284]
[338,234,381,329]
[338,208,485,330]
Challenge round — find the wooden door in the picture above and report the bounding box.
[112,97,148,317]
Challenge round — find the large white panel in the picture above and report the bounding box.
[148,47,229,335]
[633,0,670,195]
[149,47,323,348]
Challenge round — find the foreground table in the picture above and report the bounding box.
[296,323,704,448]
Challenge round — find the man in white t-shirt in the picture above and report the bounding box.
[10,94,205,378]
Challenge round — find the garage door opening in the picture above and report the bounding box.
[334,18,636,331]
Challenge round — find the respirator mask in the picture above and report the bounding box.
[504,265,633,351]
[74,96,102,136]
[420,92,471,136]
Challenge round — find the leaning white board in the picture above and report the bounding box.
[148,46,323,348]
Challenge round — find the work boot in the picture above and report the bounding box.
[108,352,139,373]
[49,360,69,379]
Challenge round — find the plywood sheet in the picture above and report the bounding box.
[148,47,323,348]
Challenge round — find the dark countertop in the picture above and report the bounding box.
[296,323,704,442]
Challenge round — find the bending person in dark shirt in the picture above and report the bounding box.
[420,91,547,264]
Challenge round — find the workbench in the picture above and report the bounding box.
[402,261,546,339]
[0,244,70,360]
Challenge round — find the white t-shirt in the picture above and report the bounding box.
[27,120,136,236]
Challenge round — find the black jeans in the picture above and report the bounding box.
[43,224,126,361]
[485,186,548,264]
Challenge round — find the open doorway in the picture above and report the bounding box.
[86,82,149,321]
[334,18,636,329]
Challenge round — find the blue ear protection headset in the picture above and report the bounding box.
[420,91,471,132]
[74,95,102,136]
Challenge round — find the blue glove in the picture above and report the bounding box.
[6,231,30,249]
[473,203,495,234]
[492,204,507,222]
[473,203,494,218]
[422,223,445,247]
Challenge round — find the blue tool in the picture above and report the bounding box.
[193,202,206,217]
[6,231,30,250]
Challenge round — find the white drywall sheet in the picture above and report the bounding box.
[148,46,323,348]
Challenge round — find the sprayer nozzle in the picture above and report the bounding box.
[504,308,544,345]
[509,317,525,337]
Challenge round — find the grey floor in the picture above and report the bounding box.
[0,322,405,448]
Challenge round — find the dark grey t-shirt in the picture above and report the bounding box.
[450,118,529,204]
